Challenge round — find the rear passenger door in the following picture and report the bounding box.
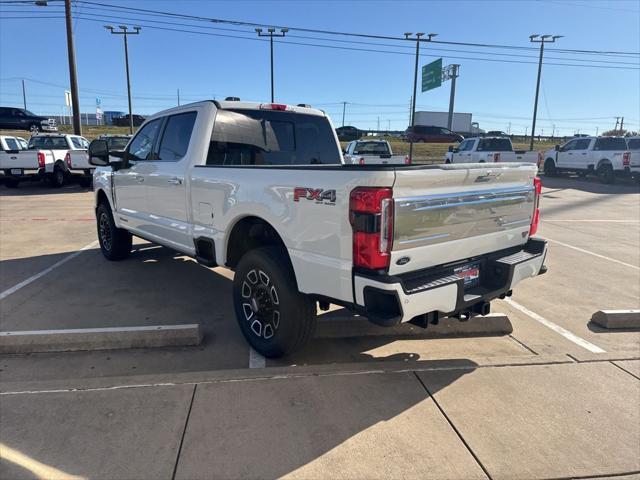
[144,111,198,252]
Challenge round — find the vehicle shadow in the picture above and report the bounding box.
[540,174,640,195]
[587,321,640,334]
[1,244,493,383]
[0,182,91,196]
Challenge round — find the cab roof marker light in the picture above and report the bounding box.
[260,103,290,111]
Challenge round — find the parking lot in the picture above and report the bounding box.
[1,175,639,479]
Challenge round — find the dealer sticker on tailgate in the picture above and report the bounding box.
[455,263,481,289]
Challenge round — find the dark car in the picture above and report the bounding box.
[336,125,362,141]
[112,114,146,127]
[0,107,57,132]
[404,125,463,143]
[485,130,509,137]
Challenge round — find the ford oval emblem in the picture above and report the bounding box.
[396,256,411,266]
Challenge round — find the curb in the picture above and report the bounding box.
[590,310,640,330]
[0,324,202,354]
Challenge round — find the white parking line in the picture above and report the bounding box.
[0,241,98,301]
[546,237,640,271]
[505,298,606,353]
[249,347,266,368]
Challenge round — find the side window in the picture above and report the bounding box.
[70,137,83,149]
[562,140,576,151]
[5,138,20,150]
[157,112,197,161]
[457,140,468,151]
[575,139,590,150]
[127,119,162,161]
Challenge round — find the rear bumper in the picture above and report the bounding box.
[353,238,547,326]
[68,168,94,176]
[2,168,44,177]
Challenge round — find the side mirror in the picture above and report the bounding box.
[88,139,109,166]
[448,146,454,152]
[554,144,560,151]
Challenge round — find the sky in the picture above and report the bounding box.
[0,0,639,136]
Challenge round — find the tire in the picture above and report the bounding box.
[577,170,589,178]
[29,123,40,133]
[544,158,557,177]
[78,176,92,188]
[233,246,316,358]
[597,163,614,184]
[5,178,19,188]
[49,165,65,188]
[96,202,132,261]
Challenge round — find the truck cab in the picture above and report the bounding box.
[343,140,409,165]
[445,137,539,165]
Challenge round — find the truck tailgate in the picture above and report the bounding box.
[0,151,39,170]
[389,163,538,275]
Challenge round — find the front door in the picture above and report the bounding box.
[144,111,198,253]
[556,139,577,168]
[113,118,163,234]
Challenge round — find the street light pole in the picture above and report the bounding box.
[105,25,141,134]
[256,28,288,102]
[445,64,460,131]
[529,34,562,151]
[405,32,437,161]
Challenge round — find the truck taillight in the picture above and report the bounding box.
[65,152,72,169]
[493,153,501,162]
[37,152,45,168]
[404,155,411,165]
[623,152,630,166]
[530,177,541,236]
[349,187,393,270]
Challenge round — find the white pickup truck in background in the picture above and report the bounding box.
[343,140,409,165]
[28,134,91,187]
[445,137,540,165]
[89,100,547,357]
[625,136,640,181]
[542,136,631,183]
[0,134,55,188]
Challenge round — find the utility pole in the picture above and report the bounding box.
[525,126,528,140]
[405,32,437,161]
[529,34,562,150]
[60,0,82,134]
[177,89,180,106]
[388,119,391,131]
[255,27,288,102]
[444,64,460,130]
[105,25,141,134]
[620,117,624,133]
[614,117,620,131]
[21,79,27,110]
[377,117,380,131]
[341,101,348,127]
[595,126,599,136]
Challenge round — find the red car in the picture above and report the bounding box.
[404,125,464,143]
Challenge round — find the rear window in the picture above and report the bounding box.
[107,137,130,150]
[594,137,627,151]
[206,109,341,166]
[626,139,640,150]
[70,137,88,149]
[28,136,69,150]
[4,138,20,150]
[477,138,513,152]
[353,142,390,155]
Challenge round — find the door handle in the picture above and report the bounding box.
[167,177,183,185]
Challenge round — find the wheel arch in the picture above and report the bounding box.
[225,215,292,272]
[596,158,612,170]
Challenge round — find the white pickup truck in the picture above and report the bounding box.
[0,134,55,188]
[28,134,92,187]
[89,100,547,357]
[445,137,540,165]
[542,136,631,183]
[343,140,409,165]
[625,137,640,181]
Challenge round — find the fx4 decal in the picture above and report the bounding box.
[293,187,336,205]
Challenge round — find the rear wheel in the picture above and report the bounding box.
[597,163,614,184]
[49,165,65,188]
[233,246,316,358]
[544,158,557,177]
[96,203,132,260]
[29,123,40,133]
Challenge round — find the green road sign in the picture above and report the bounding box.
[422,58,442,92]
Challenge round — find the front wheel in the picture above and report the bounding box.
[29,123,40,133]
[96,203,132,260]
[597,163,614,184]
[233,246,316,358]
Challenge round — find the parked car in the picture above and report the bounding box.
[625,136,640,180]
[445,137,540,165]
[0,134,56,187]
[485,130,509,137]
[28,134,92,187]
[404,125,463,143]
[112,114,146,127]
[542,136,631,183]
[343,140,409,165]
[88,100,547,357]
[0,107,57,132]
[335,125,362,141]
